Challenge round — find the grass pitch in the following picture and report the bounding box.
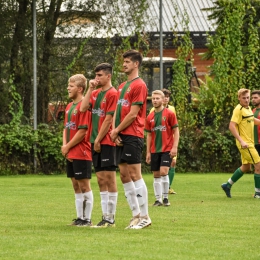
[0,173,259,260]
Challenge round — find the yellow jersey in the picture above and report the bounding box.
[231,104,254,148]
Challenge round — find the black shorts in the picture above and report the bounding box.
[151,152,171,171]
[66,159,92,180]
[91,144,117,172]
[255,144,260,156]
[116,134,144,165]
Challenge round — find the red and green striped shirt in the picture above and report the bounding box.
[145,108,178,153]
[253,107,260,145]
[115,78,148,138]
[64,101,91,160]
[89,87,117,145]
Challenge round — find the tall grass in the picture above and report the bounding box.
[0,173,259,260]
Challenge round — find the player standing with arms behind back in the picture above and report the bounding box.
[61,74,93,226]
[80,63,118,227]
[146,90,179,206]
[110,50,151,229]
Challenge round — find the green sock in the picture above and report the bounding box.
[227,168,244,188]
[254,174,260,189]
[168,167,175,187]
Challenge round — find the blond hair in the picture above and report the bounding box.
[238,88,250,98]
[68,74,87,92]
[152,90,165,98]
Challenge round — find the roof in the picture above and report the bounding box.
[145,0,215,32]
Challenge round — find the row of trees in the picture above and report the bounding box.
[1,0,260,174]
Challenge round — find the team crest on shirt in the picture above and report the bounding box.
[163,116,166,121]
[73,109,78,115]
[102,97,106,103]
[127,87,131,93]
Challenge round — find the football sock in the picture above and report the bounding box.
[168,167,175,187]
[107,192,118,222]
[161,175,169,199]
[254,174,260,191]
[100,191,108,218]
[83,190,93,221]
[123,181,140,217]
[227,168,244,188]
[75,193,84,219]
[134,178,149,217]
[153,177,162,201]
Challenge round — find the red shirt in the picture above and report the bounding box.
[89,87,117,145]
[145,108,178,153]
[115,78,148,138]
[64,101,91,160]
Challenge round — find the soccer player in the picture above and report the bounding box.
[221,88,260,198]
[251,90,260,155]
[145,90,179,206]
[80,63,118,227]
[110,50,151,229]
[61,74,93,226]
[150,88,177,194]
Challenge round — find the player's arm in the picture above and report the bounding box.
[229,121,248,148]
[62,129,66,146]
[110,104,141,141]
[146,132,152,164]
[80,79,96,112]
[61,128,86,156]
[254,118,260,126]
[170,126,179,158]
[94,114,113,152]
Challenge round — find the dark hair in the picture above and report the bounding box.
[251,90,260,96]
[94,63,113,75]
[161,88,171,96]
[123,50,143,67]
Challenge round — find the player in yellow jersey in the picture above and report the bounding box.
[150,88,177,195]
[221,88,260,198]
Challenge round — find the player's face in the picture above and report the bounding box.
[238,93,250,108]
[152,94,164,108]
[251,94,260,107]
[95,70,110,86]
[163,95,170,106]
[67,81,81,100]
[123,58,138,75]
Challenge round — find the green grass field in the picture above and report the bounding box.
[0,173,259,260]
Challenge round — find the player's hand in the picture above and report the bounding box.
[89,79,99,90]
[61,145,69,157]
[94,140,101,153]
[110,128,119,142]
[115,136,123,146]
[146,153,151,164]
[240,140,248,149]
[169,147,177,158]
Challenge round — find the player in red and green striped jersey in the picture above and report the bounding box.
[150,88,177,194]
[252,90,260,155]
[145,90,179,206]
[80,63,118,228]
[62,74,93,227]
[110,50,151,229]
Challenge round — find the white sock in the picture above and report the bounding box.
[100,191,108,218]
[82,190,93,221]
[153,177,162,202]
[75,193,83,219]
[107,192,118,222]
[134,178,149,218]
[161,175,169,199]
[228,178,234,185]
[123,181,140,217]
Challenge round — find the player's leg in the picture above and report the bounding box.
[151,153,162,205]
[221,148,251,197]
[168,157,177,194]
[160,152,171,206]
[74,160,93,226]
[66,159,83,226]
[250,148,260,198]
